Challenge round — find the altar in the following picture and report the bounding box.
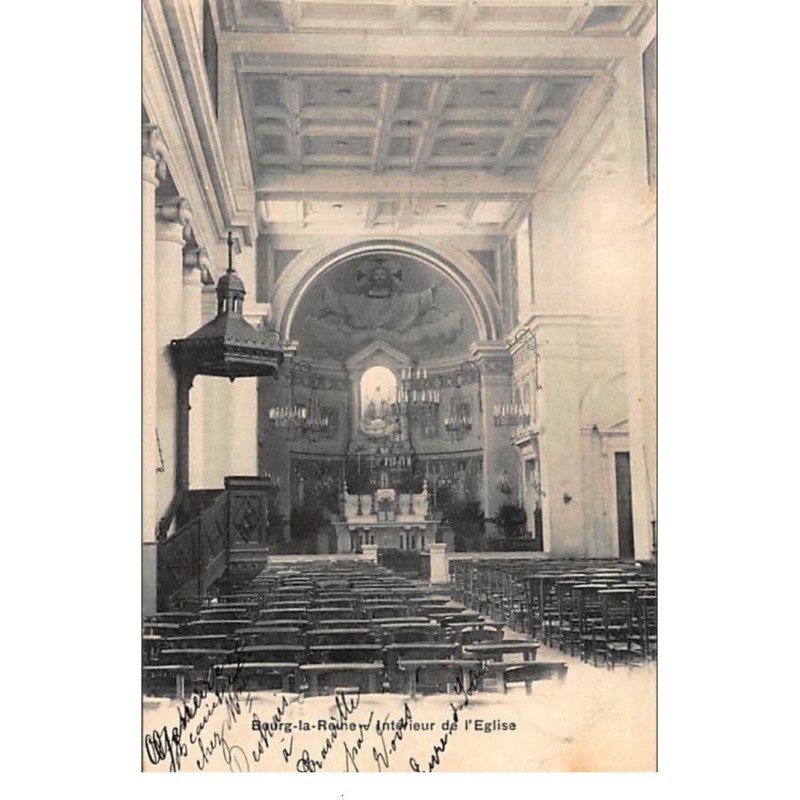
[335,483,439,553]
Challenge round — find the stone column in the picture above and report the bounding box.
[142,124,166,616]
[473,344,518,528]
[229,377,259,477]
[183,247,209,488]
[428,543,449,585]
[228,234,260,479]
[155,197,192,522]
[614,54,656,559]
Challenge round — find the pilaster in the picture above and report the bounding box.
[472,343,517,522]
[183,246,208,488]
[155,196,193,520]
[142,124,167,616]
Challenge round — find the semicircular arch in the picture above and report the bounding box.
[271,237,503,344]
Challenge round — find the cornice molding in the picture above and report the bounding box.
[162,0,257,246]
[143,0,256,276]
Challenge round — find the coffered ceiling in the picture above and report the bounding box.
[220,1,651,37]
[215,1,654,237]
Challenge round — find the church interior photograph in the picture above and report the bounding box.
[142,0,657,771]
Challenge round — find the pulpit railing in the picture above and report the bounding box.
[157,490,229,608]
[155,477,276,609]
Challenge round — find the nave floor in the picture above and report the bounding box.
[142,643,655,772]
[144,561,655,772]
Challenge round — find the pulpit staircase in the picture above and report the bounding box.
[155,477,273,609]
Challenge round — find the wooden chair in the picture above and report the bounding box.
[239,644,308,664]
[143,635,163,665]
[162,633,233,651]
[145,611,195,625]
[586,589,636,668]
[369,616,428,629]
[306,628,376,647]
[300,663,384,695]
[455,624,504,646]
[236,626,305,646]
[309,607,358,621]
[258,608,310,622]
[397,659,482,696]
[383,643,461,691]
[565,583,606,659]
[143,665,193,698]
[462,640,540,664]
[264,600,311,610]
[308,644,384,664]
[312,597,357,609]
[205,594,259,607]
[380,622,441,644]
[313,618,371,629]
[433,611,485,626]
[185,619,247,636]
[363,604,409,620]
[498,661,568,694]
[631,591,657,662]
[158,648,230,684]
[250,617,311,631]
[217,662,301,693]
[553,579,583,652]
[142,621,182,637]
[199,607,254,622]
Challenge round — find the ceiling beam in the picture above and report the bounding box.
[454,2,480,35]
[238,59,607,79]
[568,5,595,35]
[492,80,545,175]
[534,73,615,191]
[279,1,300,33]
[364,199,381,229]
[396,196,415,230]
[398,1,417,34]
[282,77,303,171]
[255,171,535,200]
[412,80,451,174]
[463,198,481,228]
[220,30,636,61]
[372,80,403,173]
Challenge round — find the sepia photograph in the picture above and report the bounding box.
[141,0,657,772]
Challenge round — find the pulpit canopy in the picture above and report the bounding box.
[170,232,284,380]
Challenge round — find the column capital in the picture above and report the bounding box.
[142,124,167,184]
[183,246,210,286]
[470,342,512,378]
[156,196,193,243]
[183,245,211,272]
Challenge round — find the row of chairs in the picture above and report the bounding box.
[144,562,565,697]
[451,558,656,668]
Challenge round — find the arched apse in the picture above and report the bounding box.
[271,238,503,356]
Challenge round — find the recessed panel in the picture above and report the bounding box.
[432,136,503,157]
[251,77,283,107]
[301,2,397,22]
[302,135,373,156]
[303,77,382,108]
[446,78,530,109]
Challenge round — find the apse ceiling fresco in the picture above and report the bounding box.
[292,254,479,362]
